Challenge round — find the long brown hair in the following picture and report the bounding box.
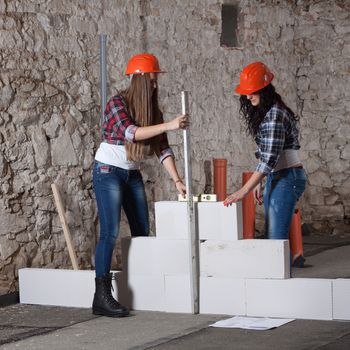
[121,74,162,161]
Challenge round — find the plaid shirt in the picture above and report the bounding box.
[101,95,174,163]
[255,103,300,174]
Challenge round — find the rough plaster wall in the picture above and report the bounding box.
[294,0,350,233]
[0,0,349,294]
[0,0,145,294]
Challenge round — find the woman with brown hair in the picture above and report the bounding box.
[92,54,188,317]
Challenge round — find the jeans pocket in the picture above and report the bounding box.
[293,179,306,201]
[271,177,290,191]
[95,163,113,175]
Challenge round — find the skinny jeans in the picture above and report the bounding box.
[93,161,149,278]
[263,167,307,240]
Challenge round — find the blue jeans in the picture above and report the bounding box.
[93,161,149,277]
[263,167,307,240]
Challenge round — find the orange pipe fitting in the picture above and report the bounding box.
[289,209,304,261]
[213,159,227,202]
[242,172,256,239]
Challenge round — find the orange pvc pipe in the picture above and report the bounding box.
[213,159,227,201]
[242,172,255,239]
[289,209,304,260]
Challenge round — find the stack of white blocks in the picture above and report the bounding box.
[19,268,121,308]
[19,200,350,320]
[118,201,290,315]
[118,201,350,320]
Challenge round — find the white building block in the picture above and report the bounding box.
[19,268,121,308]
[155,201,188,239]
[246,278,333,320]
[198,202,243,240]
[164,274,192,313]
[156,239,190,274]
[332,279,350,320]
[121,237,157,275]
[200,277,246,315]
[117,273,166,312]
[200,239,290,279]
[122,237,190,275]
[155,201,242,241]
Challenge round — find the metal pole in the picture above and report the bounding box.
[99,34,107,129]
[96,34,107,266]
[181,91,199,314]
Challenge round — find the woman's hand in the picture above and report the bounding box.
[253,182,263,205]
[166,114,189,131]
[175,180,186,196]
[223,188,248,206]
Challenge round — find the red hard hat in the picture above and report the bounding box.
[235,62,274,95]
[125,53,165,75]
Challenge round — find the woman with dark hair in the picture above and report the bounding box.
[92,54,188,317]
[224,62,307,255]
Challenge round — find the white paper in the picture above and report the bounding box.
[210,316,295,330]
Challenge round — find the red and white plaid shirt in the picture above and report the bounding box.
[101,95,174,163]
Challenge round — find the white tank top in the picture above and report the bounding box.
[95,142,140,170]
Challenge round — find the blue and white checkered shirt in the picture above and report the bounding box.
[255,104,300,174]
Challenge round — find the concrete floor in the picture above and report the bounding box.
[1,304,350,350]
[294,234,350,278]
[1,234,350,350]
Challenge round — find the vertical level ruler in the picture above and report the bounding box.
[181,91,199,314]
[99,34,107,131]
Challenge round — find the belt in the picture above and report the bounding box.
[271,165,303,177]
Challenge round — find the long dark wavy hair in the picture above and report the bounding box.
[239,84,299,137]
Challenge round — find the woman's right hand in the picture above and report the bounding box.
[175,180,186,196]
[166,114,189,131]
[253,182,263,205]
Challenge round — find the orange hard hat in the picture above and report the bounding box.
[125,53,165,75]
[235,62,274,95]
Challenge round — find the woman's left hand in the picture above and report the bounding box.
[175,180,186,196]
[223,188,248,206]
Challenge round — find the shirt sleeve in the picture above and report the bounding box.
[156,113,175,163]
[255,110,285,174]
[102,96,138,143]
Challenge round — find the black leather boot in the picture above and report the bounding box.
[92,273,129,317]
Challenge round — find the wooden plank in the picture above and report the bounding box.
[51,184,79,270]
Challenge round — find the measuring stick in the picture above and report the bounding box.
[99,34,107,131]
[181,91,199,314]
[51,184,79,270]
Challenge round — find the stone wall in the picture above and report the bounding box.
[0,0,349,295]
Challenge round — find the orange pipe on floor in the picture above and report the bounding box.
[242,172,255,239]
[289,209,304,260]
[213,159,227,201]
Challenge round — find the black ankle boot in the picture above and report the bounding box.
[92,273,129,317]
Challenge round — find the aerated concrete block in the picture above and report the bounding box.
[121,237,190,275]
[164,274,192,313]
[332,279,350,320]
[198,202,243,240]
[155,201,188,239]
[246,278,333,320]
[121,237,157,275]
[155,201,242,240]
[117,273,166,312]
[156,239,191,274]
[19,268,120,308]
[200,277,246,315]
[200,239,290,279]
